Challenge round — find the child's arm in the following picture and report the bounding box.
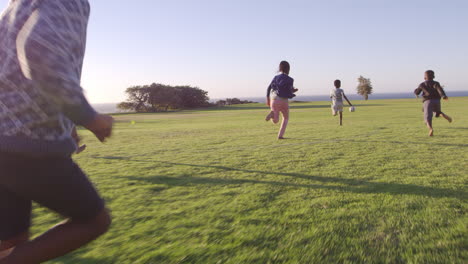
[414,86,423,98]
[343,92,353,106]
[266,82,272,106]
[435,83,448,100]
[289,79,297,93]
[18,3,96,126]
[18,2,114,142]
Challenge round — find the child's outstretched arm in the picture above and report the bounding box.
[289,79,297,93]
[414,86,423,98]
[435,83,448,100]
[266,83,272,106]
[343,93,353,106]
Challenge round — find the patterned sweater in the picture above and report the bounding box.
[0,0,96,156]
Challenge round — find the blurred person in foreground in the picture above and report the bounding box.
[0,0,113,263]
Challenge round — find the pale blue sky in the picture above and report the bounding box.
[1,0,467,103]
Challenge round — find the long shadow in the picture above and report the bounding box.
[96,156,129,160]
[338,139,468,148]
[290,103,385,109]
[58,255,114,264]
[120,160,466,200]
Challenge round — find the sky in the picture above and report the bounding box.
[1,0,467,103]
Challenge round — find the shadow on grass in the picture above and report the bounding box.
[339,139,468,148]
[97,156,129,160]
[120,160,466,200]
[445,127,468,130]
[57,255,114,264]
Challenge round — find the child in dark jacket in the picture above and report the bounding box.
[414,70,452,136]
[0,1,113,262]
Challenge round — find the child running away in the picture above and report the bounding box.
[0,1,114,263]
[414,70,452,136]
[265,61,298,139]
[330,80,353,126]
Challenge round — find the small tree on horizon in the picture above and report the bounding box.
[357,76,373,100]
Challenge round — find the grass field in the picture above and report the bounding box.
[35,98,467,264]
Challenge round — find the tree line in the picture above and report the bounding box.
[117,83,210,112]
[117,83,255,112]
[214,98,255,106]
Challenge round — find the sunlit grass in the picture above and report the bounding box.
[35,98,467,263]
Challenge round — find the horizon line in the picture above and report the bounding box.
[90,90,468,105]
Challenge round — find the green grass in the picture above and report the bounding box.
[35,98,467,264]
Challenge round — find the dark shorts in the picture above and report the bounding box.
[0,152,104,240]
[423,99,442,122]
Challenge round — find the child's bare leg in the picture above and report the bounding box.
[0,209,110,264]
[339,112,343,126]
[265,111,274,122]
[278,118,289,139]
[278,110,289,139]
[440,112,452,123]
[426,120,433,136]
[272,110,280,124]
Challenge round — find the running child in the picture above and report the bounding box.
[0,1,113,263]
[265,61,298,139]
[414,70,452,136]
[330,80,353,126]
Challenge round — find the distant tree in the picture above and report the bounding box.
[216,100,227,106]
[357,76,373,100]
[117,101,138,111]
[147,83,181,112]
[118,86,150,112]
[230,98,242,104]
[118,83,210,112]
[216,98,255,106]
[175,86,210,108]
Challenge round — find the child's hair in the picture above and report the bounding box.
[334,79,341,88]
[425,70,435,79]
[279,61,290,75]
